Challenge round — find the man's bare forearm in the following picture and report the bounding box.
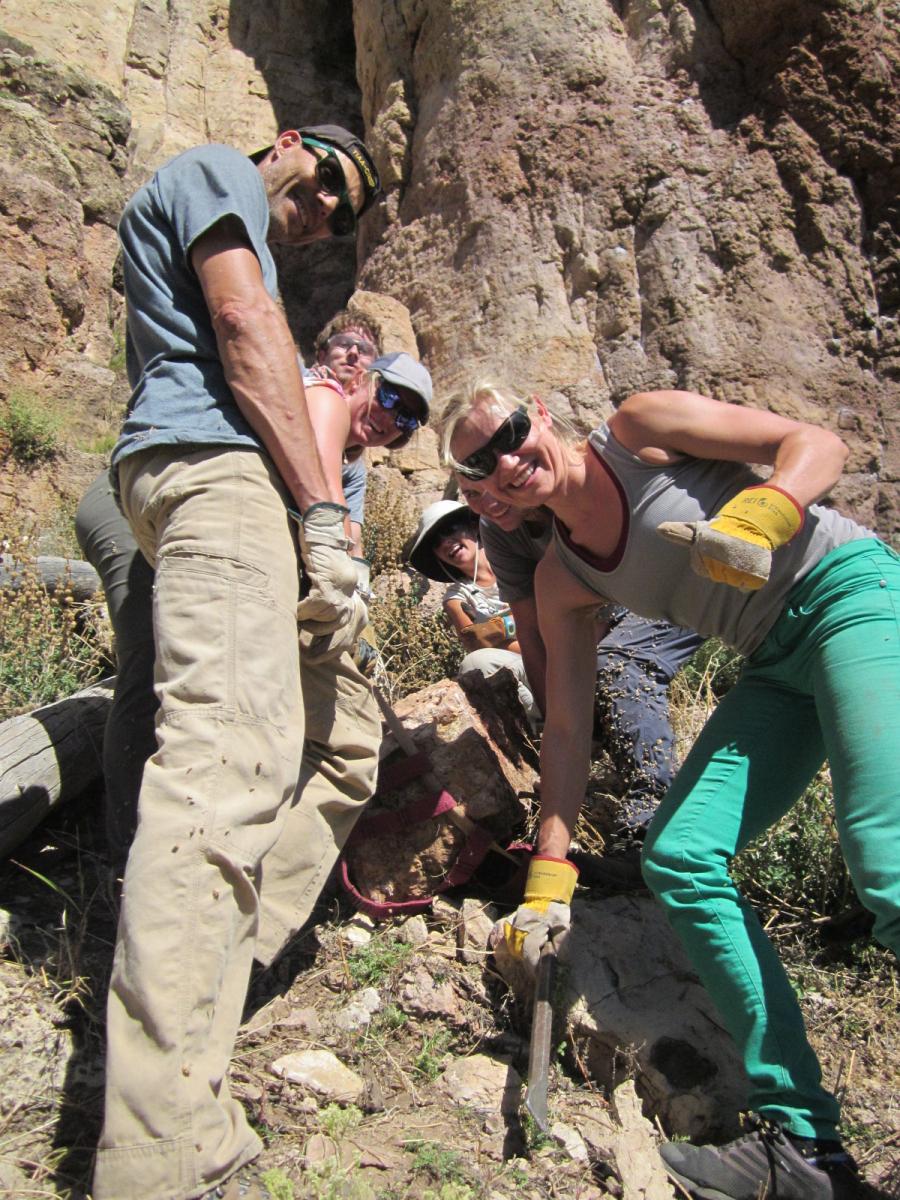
[213,294,330,512]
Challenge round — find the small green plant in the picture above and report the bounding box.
[407,1141,471,1187]
[521,1110,552,1153]
[109,325,128,375]
[422,1183,478,1200]
[369,582,462,699]
[371,1003,408,1033]
[303,1157,373,1200]
[319,1102,363,1139]
[347,935,414,987]
[1,388,63,465]
[413,1029,453,1081]
[260,1168,295,1200]
[81,430,119,456]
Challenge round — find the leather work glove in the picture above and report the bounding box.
[300,592,369,663]
[353,623,380,677]
[352,556,373,603]
[657,484,804,591]
[503,855,579,972]
[294,503,358,634]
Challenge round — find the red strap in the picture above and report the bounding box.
[345,788,458,845]
[377,750,431,791]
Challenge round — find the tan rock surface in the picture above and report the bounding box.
[2,1,897,533]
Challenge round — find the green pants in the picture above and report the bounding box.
[643,538,900,1140]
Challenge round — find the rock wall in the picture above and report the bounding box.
[0,0,897,534]
[355,0,899,532]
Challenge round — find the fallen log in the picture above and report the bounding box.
[0,677,113,858]
[0,555,102,604]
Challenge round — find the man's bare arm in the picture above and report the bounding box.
[192,219,330,512]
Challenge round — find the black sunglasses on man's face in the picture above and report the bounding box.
[456,406,531,480]
[302,137,357,237]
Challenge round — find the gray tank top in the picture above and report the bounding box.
[551,424,869,656]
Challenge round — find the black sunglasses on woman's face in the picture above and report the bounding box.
[456,406,531,480]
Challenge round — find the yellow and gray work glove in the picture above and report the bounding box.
[657,484,804,591]
[503,855,579,972]
[294,502,359,635]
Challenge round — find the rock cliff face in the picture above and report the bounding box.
[0,0,897,533]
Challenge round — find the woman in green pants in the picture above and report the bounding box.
[440,382,899,1200]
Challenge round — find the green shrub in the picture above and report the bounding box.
[1,389,63,465]
[369,581,462,699]
[413,1029,453,1081]
[731,769,855,930]
[347,935,414,987]
[363,474,419,579]
[674,636,743,699]
[0,539,105,718]
[363,473,462,697]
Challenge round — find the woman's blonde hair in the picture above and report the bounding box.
[438,379,585,473]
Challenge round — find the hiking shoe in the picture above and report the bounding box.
[199,1168,272,1200]
[659,1114,858,1200]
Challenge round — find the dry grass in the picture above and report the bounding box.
[0,530,107,720]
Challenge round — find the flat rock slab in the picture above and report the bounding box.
[270,1049,365,1105]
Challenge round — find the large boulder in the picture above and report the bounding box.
[494,893,751,1143]
[342,671,538,912]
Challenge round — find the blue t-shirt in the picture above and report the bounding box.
[341,457,367,527]
[112,144,277,466]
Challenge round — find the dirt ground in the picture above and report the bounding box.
[0,790,897,1200]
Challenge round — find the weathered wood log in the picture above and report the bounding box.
[0,677,113,859]
[0,555,102,604]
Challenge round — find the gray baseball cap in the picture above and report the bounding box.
[370,352,432,423]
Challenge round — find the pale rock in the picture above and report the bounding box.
[430,896,462,927]
[551,1122,589,1163]
[457,897,497,964]
[241,994,292,1035]
[609,1080,672,1200]
[493,894,750,1142]
[439,1053,522,1115]
[396,914,429,946]
[341,915,376,947]
[398,963,461,1021]
[279,1006,323,1036]
[334,988,382,1032]
[270,1049,365,1105]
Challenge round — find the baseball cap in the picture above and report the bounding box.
[370,352,432,423]
[250,124,382,217]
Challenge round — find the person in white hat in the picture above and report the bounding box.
[404,500,540,725]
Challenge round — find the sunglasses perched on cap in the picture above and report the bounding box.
[376,380,421,435]
[302,137,357,238]
[456,406,531,479]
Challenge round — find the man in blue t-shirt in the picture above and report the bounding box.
[76,309,383,870]
[92,127,382,1200]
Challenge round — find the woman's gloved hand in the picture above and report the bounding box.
[657,484,804,590]
[503,855,579,971]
